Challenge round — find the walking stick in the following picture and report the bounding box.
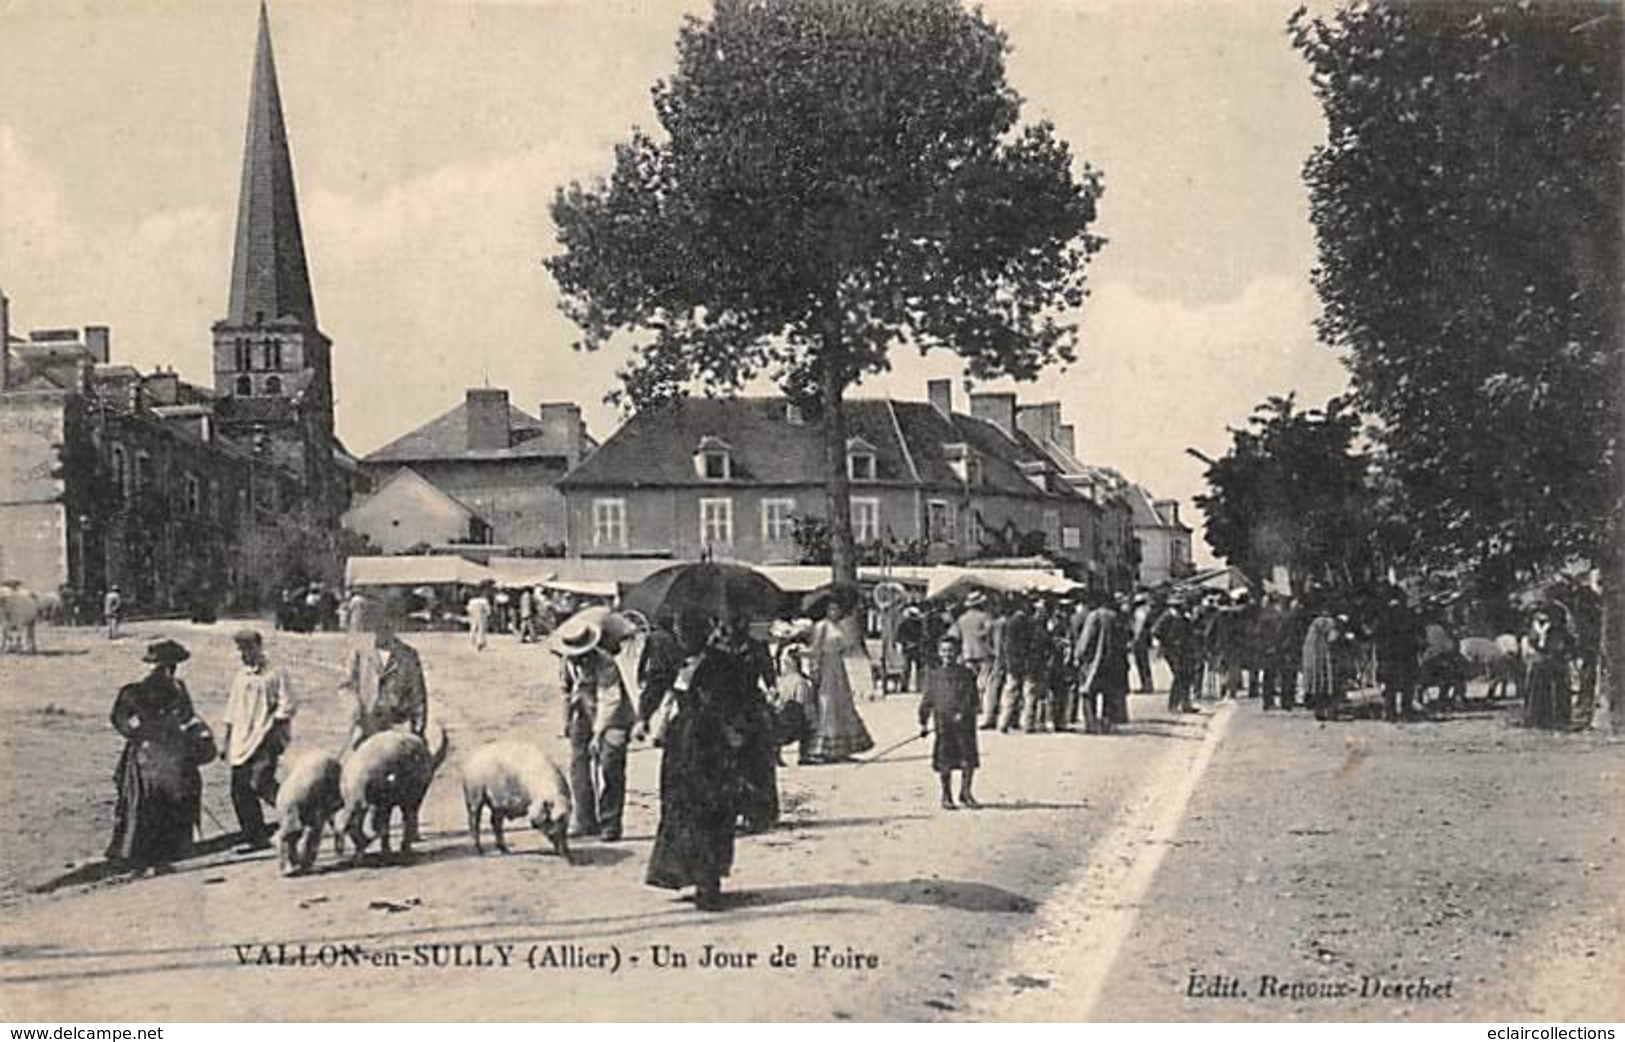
[199,800,230,839]
[857,728,930,768]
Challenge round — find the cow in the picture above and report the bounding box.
[1460,635,1521,700]
[0,583,44,653]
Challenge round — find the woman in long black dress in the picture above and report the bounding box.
[107,640,204,875]
[722,614,780,834]
[1522,606,1572,730]
[645,610,753,910]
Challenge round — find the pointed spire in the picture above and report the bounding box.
[227,2,317,328]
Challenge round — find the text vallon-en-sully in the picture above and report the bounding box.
[234,942,881,972]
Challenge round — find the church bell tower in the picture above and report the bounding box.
[211,4,339,511]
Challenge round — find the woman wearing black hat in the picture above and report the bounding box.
[107,640,207,875]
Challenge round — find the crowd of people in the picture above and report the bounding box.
[97,572,1596,899]
[889,580,1597,731]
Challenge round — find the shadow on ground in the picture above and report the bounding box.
[728,876,1038,914]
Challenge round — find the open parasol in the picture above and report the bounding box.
[620,561,788,622]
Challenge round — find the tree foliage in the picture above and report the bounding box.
[1289,1,1622,587]
[237,507,375,603]
[1195,394,1377,592]
[548,0,1106,580]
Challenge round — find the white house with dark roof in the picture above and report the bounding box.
[358,388,596,551]
[1124,482,1195,586]
[341,467,493,554]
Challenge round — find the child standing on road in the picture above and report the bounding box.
[919,632,981,810]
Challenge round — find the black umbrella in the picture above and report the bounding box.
[620,562,788,623]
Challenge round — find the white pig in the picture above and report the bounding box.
[335,723,448,861]
[275,750,342,876]
[461,740,574,863]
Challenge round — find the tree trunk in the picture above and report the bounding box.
[819,335,858,586]
[1603,556,1623,735]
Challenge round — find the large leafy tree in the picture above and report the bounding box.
[548,0,1105,582]
[1290,3,1622,714]
[1195,394,1377,594]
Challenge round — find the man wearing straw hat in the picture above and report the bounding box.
[556,611,637,842]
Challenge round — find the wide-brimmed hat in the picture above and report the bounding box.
[232,628,263,647]
[964,591,986,607]
[551,616,603,658]
[142,639,190,665]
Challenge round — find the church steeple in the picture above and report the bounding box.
[226,2,316,329]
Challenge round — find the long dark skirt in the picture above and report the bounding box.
[738,710,780,831]
[932,715,979,772]
[646,710,737,891]
[107,739,200,867]
[1523,657,1571,730]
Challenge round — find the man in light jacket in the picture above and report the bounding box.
[220,629,294,852]
[557,615,636,842]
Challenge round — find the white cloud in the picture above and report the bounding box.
[1,124,225,377]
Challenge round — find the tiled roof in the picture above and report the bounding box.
[561,394,1083,501]
[363,401,587,463]
[1126,482,1191,531]
[347,466,485,523]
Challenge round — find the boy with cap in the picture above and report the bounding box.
[919,631,981,810]
[220,629,295,852]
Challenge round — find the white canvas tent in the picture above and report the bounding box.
[344,555,498,588]
[482,558,558,588]
[927,566,1080,600]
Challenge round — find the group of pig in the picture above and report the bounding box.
[274,726,574,877]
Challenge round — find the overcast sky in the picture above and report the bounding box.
[1,0,1351,562]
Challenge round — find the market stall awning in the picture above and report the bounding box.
[542,579,620,599]
[482,558,558,588]
[344,555,498,588]
[929,567,1080,600]
[755,565,844,594]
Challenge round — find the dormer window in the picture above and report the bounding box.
[943,442,981,486]
[846,436,877,482]
[1017,459,1049,491]
[693,435,734,481]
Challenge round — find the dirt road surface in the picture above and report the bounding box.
[0,621,1618,1021]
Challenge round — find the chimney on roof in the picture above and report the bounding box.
[969,391,1017,438]
[465,388,511,451]
[84,326,110,364]
[538,402,585,468]
[1016,401,1063,446]
[1057,424,1077,456]
[140,369,180,408]
[927,378,953,418]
